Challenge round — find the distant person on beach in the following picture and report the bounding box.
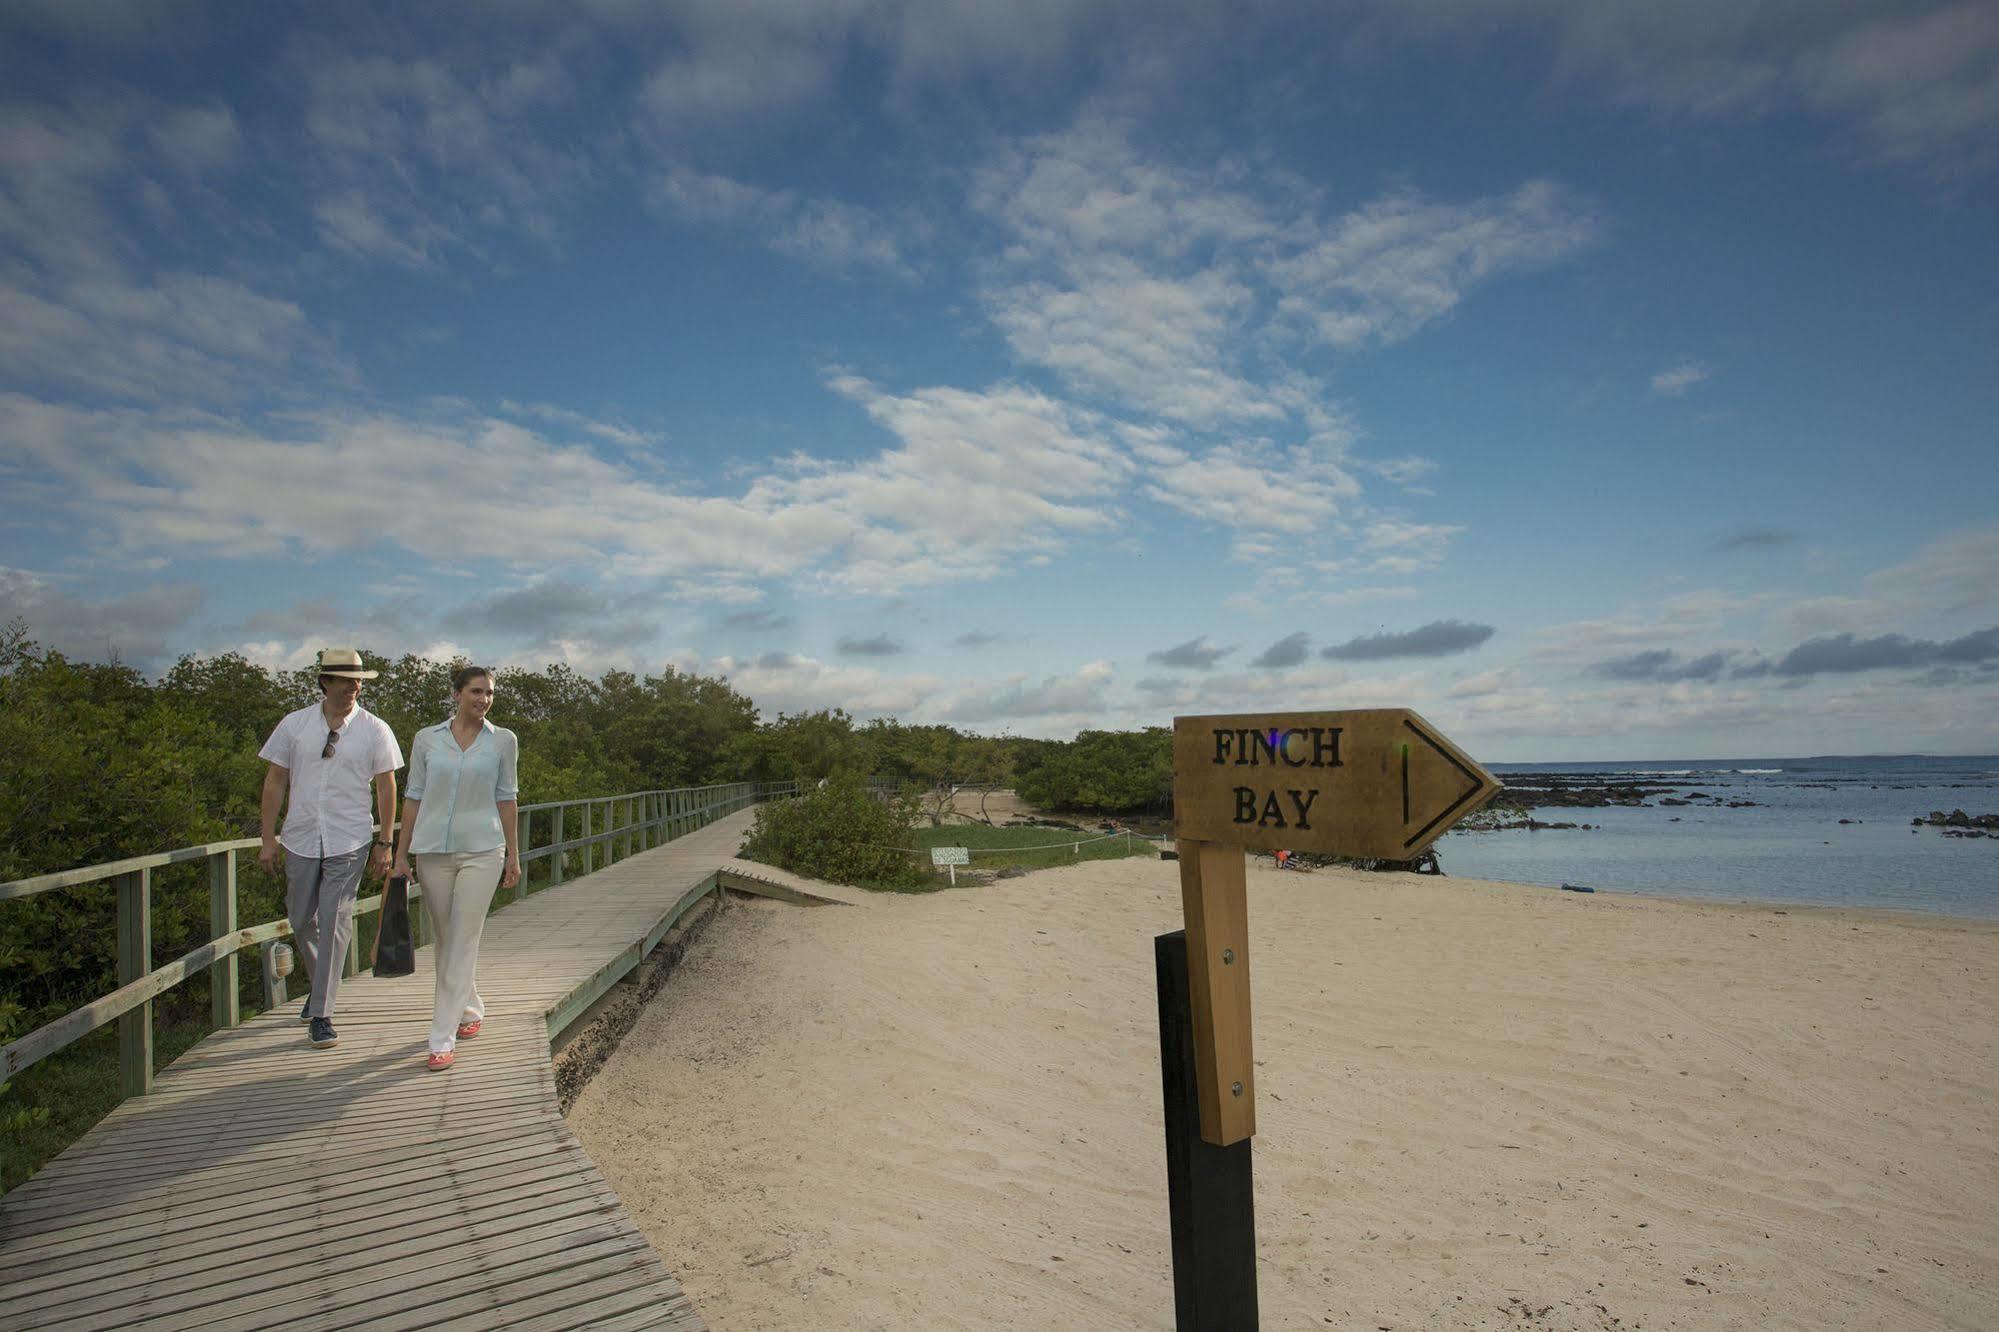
[258,648,403,1051]
[390,665,521,1071]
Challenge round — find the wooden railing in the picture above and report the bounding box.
[0,780,799,1098]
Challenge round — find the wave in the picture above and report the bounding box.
[1735,768,1782,774]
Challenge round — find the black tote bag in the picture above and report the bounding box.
[371,873,416,977]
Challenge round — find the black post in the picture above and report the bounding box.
[1157,929,1258,1330]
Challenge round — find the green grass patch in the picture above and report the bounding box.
[905,822,1161,878]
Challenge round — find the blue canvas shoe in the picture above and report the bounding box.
[308,1017,338,1048]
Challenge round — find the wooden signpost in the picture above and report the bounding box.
[1157,708,1500,1329]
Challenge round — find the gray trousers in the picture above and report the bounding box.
[285,846,367,1019]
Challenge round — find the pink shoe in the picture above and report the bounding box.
[426,1051,454,1071]
[455,1020,482,1040]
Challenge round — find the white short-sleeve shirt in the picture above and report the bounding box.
[258,702,404,857]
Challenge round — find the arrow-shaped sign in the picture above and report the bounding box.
[1171,708,1501,862]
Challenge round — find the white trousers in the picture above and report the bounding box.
[412,848,503,1054]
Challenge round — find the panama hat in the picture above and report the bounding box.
[316,647,379,679]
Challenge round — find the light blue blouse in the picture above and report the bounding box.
[404,719,520,854]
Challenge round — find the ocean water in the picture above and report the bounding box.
[1435,756,1999,918]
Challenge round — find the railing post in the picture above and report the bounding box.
[550,804,565,885]
[582,801,594,874]
[116,869,153,1097]
[516,807,531,901]
[209,849,239,1030]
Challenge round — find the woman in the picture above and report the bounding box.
[389,665,521,1070]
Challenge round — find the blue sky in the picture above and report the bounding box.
[2,1,1995,760]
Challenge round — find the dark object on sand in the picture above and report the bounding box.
[1560,882,1595,894]
[1159,848,1179,861]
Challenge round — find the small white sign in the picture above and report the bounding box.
[930,846,970,866]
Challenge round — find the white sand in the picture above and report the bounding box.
[567,858,1999,1330]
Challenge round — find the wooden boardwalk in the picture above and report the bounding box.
[0,808,797,1331]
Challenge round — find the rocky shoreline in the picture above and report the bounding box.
[1914,809,1999,839]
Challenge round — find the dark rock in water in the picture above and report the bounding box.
[1489,776,1671,809]
[1560,882,1595,893]
[1917,809,1999,829]
[1838,818,1855,824]
[1727,800,1760,808]
[1659,798,1690,806]
[1669,816,1682,822]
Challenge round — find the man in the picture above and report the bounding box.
[258,648,403,1049]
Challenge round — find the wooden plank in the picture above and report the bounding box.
[208,849,238,1030]
[115,869,151,1099]
[578,1299,711,1332]
[6,1104,590,1243]
[18,1169,614,1314]
[4,917,299,1080]
[18,1090,565,1187]
[474,1261,687,1331]
[0,837,259,901]
[0,1130,581,1261]
[0,807,765,1332]
[127,1209,651,1332]
[314,1239,663,1331]
[715,862,863,907]
[1178,837,1254,1146]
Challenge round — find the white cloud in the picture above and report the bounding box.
[0,565,205,668]
[1798,4,1999,166]
[1143,437,1360,545]
[0,272,333,405]
[301,51,595,267]
[0,374,1134,597]
[1357,454,1440,487]
[148,104,242,175]
[688,648,946,719]
[646,164,910,273]
[986,262,1274,425]
[1268,180,1603,349]
[1861,526,1999,618]
[965,113,1589,583]
[1369,0,1999,173]
[940,658,1116,724]
[1651,360,1712,395]
[499,401,663,450]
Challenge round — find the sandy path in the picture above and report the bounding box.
[567,858,1999,1331]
